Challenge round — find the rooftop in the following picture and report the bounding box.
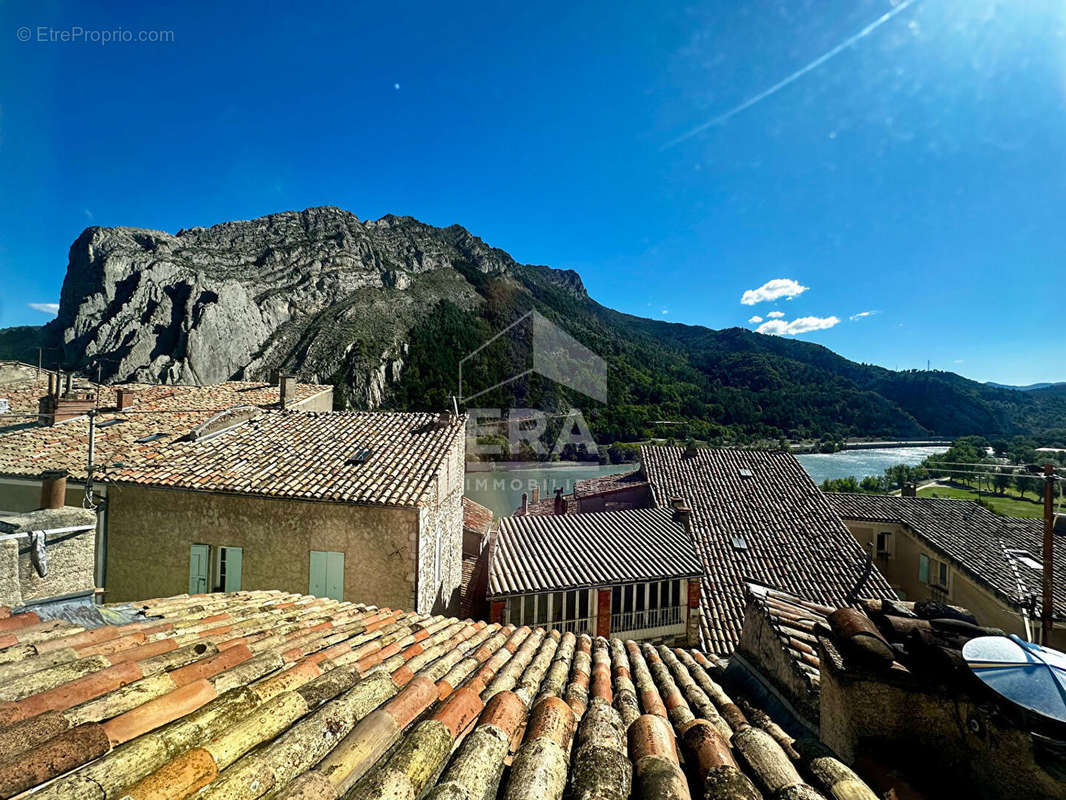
[110,411,465,507]
[641,446,896,654]
[0,590,883,800]
[0,369,330,481]
[490,506,703,597]
[826,492,1066,622]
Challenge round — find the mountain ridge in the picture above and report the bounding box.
[4,206,1065,443]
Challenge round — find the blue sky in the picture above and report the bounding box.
[1,0,1064,385]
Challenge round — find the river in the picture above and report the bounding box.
[464,446,948,516]
[795,446,948,486]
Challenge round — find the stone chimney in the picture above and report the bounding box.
[902,482,917,498]
[683,441,699,459]
[40,470,68,510]
[279,374,297,408]
[435,411,454,428]
[116,387,138,411]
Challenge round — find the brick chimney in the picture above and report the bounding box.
[40,470,68,510]
[116,387,138,411]
[279,374,297,408]
[38,385,95,426]
[673,504,693,535]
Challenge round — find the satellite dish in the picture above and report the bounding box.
[963,635,1066,726]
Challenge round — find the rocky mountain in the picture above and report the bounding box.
[7,206,1066,442]
[48,207,565,407]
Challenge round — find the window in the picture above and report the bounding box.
[730,535,749,551]
[876,531,892,556]
[215,546,242,592]
[937,561,949,588]
[134,432,165,443]
[919,553,930,584]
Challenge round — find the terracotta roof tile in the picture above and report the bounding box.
[641,446,896,654]
[0,373,330,481]
[0,590,883,800]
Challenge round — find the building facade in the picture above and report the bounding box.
[106,411,466,615]
[488,506,703,645]
[826,493,1066,649]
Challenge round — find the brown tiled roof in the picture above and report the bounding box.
[111,411,464,507]
[826,492,1066,621]
[0,373,330,481]
[574,468,646,496]
[490,507,704,597]
[462,497,493,537]
[0,590,881,800]
[519,469,649,516]
[641,446,896,654]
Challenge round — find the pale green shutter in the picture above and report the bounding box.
[310,551,344,601]
[189,544,209,594]
[222,547,242,592]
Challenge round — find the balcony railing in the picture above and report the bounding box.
[542,617,592,634]
[610,605,684,633]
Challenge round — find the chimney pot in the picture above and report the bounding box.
[521,493,528,515]
[47,373,56,396]
[531,486,540,502]
[40,469,68,510]
[64,373,73,395]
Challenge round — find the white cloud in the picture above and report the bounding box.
[741,278,809,305]
[748,315,763,324]
[766,310,785,319]
[756,315,840,336]
[849,310,879,321]
[661,308,669,315]
[84,209,93,220]
[28,302,59,315]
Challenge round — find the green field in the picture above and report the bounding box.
[917,483,1049,519]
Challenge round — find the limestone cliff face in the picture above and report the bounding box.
[52,207,565,408]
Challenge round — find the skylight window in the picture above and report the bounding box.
[135,433,165,443]
[347,449,373,465]
[1005,549,1043,571]
[98,419,126,428]
[731,534,749,551]
[739,468,754,479]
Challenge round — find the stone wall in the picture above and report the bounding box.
[415,433,465,614]
[105,484,420,608]
[819,641,1066,799]
[0,522,96,608]
[736,602,819,722]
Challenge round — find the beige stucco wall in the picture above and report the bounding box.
[843,519,1066,648]
[0,477,85,514]
[105,484,420,609]
[293,388,334,412]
